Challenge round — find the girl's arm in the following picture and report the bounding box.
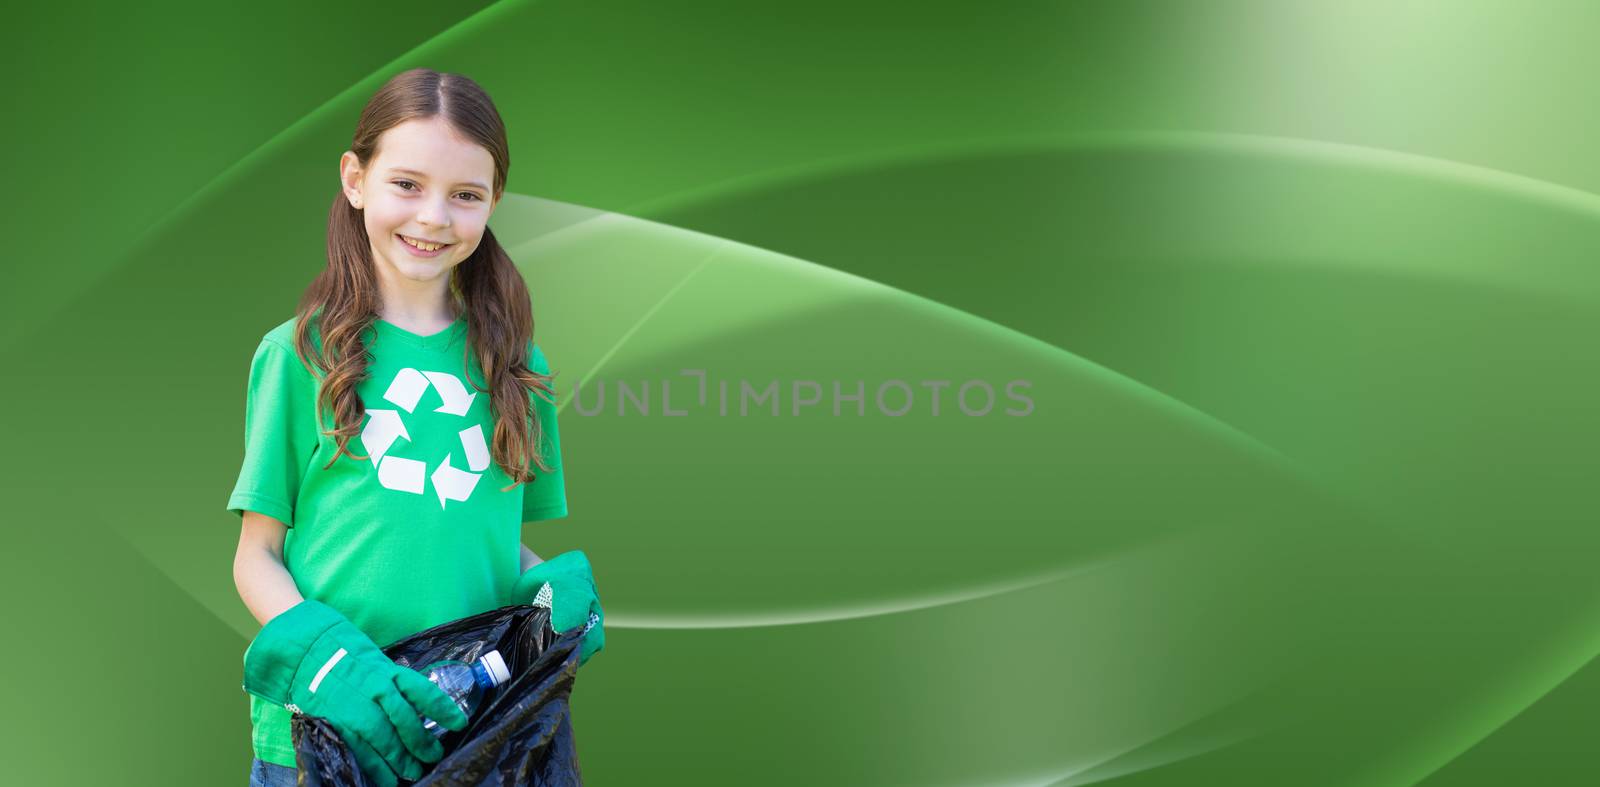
[519,542,544,572]
[234,510,305,626]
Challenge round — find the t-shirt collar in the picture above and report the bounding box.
[371,315,468,351]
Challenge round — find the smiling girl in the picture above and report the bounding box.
[228,68,605,787]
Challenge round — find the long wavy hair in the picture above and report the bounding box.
[291,67,555,491]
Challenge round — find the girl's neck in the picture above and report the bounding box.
[376,271,458,333]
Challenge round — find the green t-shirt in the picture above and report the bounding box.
[226,315,568,767]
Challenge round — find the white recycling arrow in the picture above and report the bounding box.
[423,371,477,416]
[431,453,482,508]
[360,409,409,464]
[384,368,430,413]
[460,424,490,472]
[378,455,426,494]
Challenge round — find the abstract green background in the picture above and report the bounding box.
[4,1,1598,784]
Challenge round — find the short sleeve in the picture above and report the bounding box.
[522,343,569,523]
[226,338,318,526]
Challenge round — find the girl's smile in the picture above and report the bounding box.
[396,233,455,257]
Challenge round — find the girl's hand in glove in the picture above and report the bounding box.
[243,600,469,787]
[511,550,606,666]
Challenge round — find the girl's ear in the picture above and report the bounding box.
[339,151,365,210]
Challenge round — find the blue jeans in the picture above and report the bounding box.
[248,758,298,787]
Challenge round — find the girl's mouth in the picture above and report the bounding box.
[397,234,454,257]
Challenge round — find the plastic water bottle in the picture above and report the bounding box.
[417,649,512,738]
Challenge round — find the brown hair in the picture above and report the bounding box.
[291,67,554,490]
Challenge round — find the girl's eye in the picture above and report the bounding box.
[392,180,479,201]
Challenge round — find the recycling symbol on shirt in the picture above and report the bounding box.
[358,367,490,509]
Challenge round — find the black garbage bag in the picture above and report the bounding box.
[289,603,586,786]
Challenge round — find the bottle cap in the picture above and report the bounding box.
[480,649,511,686]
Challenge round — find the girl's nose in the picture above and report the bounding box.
[416,197,453,228]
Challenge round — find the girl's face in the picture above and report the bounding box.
[339,116,498,292]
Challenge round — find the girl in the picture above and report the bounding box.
[229,68,605,787]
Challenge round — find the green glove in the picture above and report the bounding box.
[510,550,606,666]
[242,599,470,787]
